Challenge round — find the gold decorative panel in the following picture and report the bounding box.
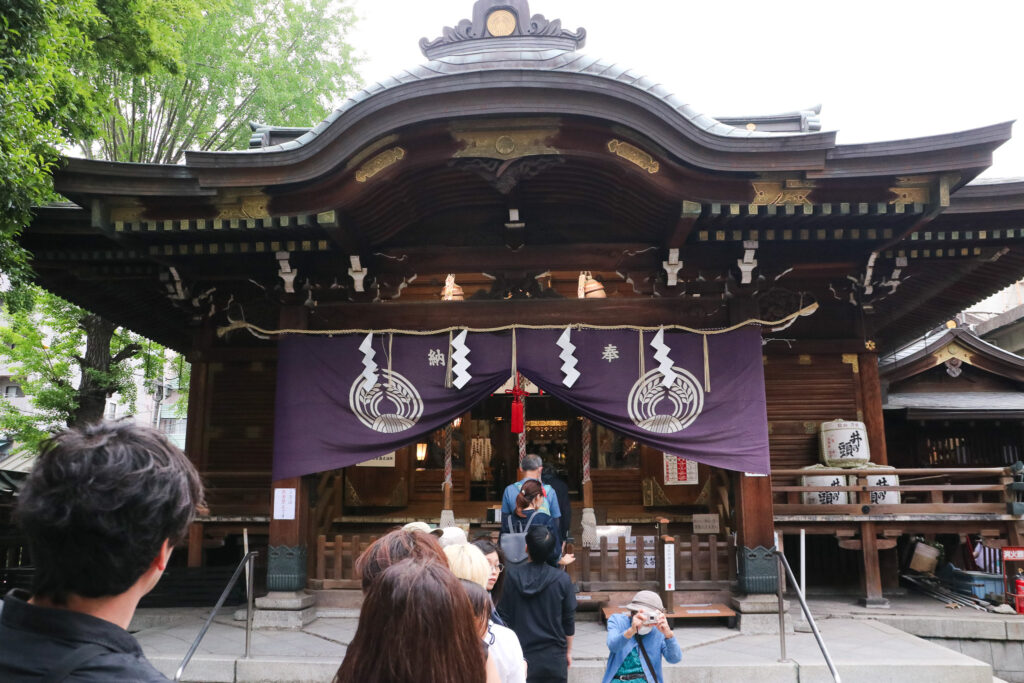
[487,9,516,36]
[452,128,559,160]
[841,354,860,374]
[110,207,144,223]
[606,140,660,174]
[355,147,406,182]
[751,181,812,206]
[888,186,929,205]
[216,196,270,220]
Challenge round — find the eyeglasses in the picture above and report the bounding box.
[490,563,504,573]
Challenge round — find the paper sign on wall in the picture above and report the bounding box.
[664,453,698,485]
[273,488,296,520]
[1003,547,1024,561]
[356,452,396,468]
[664,541,676,590]
[692,514,720,534]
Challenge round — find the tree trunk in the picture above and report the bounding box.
[70,314,117,428]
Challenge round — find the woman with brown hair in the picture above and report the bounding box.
[334,558,493,683]
[501,479,570,567]
[354,526,448,591]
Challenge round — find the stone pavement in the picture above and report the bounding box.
[132,600,1004,683]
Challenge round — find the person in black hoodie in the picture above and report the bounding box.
[497,526,576,683]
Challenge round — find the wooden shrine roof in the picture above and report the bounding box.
[17,0,1024,354]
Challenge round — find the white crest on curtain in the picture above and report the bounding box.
[651,328,678,388]
[451,329,472,389]
[557,326,580,387]
[358,333,379,387]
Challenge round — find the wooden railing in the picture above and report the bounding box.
[313,471,343,536]
[310,533,381,589]
[771,466,1018,517]
[568,534,735,591]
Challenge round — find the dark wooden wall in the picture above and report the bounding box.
[188,357,276,516]
[764,352,862,480]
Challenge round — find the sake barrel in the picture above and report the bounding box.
[864,470,900,505]
[819,419,870,467]
[800,474,851,506]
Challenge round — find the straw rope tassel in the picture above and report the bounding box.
[443,424,453,486]
[580,416,597,548]
[387,333,394,389]
[440,419,456,529]
[703,333,711,393]
[638,330,645,380]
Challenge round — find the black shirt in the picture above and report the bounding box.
[497,561,576,679]
[0,589,169,682]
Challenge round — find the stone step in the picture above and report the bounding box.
[145,619,994,683]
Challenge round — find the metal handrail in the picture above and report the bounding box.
[774,548,841,683]
[174,551,258,681]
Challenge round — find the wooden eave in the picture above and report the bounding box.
[880,328,1024,383]
[810,122,1013,179]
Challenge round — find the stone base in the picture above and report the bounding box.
[250,606,318,629]
[730,592,789,614]
[730,592,793,634]
[255,591,315,610]
[859,595,891,608]
[233,591,318,629]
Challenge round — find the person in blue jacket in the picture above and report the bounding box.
[602,591,681,683]
[501,479,563,567]
[501,454,561,524]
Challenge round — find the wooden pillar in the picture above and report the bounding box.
[858,521,888,606]
[184,324,212,567]
[859,352,888,465]
[734,471,778,593]
[267,304,311,592]
[187,522,204,568]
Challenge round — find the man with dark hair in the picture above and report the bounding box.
[0,421,205,681]
[541,461,571,542]
[501,453,561,524]
[498,526,576,683]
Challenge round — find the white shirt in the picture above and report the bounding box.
[486,619,526,683]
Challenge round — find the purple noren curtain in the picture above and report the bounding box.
[272,327,769,480]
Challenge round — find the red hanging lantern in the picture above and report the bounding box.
[511,395,524,433]
[505,373,527,434]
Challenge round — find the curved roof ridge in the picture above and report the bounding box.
[222,50,812,159]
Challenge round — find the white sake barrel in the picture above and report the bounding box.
[819,420,871,467]
[800,474,851,505]
[864,472,900,505]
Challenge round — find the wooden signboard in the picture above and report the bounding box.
[692,514,720,535]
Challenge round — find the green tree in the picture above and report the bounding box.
[0,287,179,454]
[0,0,193,278]
[1,0,361,448]
[83,0,361,163]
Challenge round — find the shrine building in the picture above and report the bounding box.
[16,0,1024,610]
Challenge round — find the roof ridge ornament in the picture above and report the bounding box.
[420,0,586,59]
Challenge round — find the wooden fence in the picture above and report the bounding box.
[311,531,735,593]
[771,466,1018,516]
[310,533,381,589]
[568,534,735,591]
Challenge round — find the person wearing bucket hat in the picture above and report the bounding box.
[601,590,680,683]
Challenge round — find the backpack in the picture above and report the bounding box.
[500,511,539,564]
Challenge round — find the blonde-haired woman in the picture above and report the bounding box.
[446,541,527,683]
[444,541,492,588]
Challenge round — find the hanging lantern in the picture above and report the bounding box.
[452,416,463,429]
[416,443,428,462]
[511,395,524,433]
[506,373,527,434]
[441,274,464,301]
[580,271,606,299]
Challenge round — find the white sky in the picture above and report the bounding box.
[346,0,1024,180]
